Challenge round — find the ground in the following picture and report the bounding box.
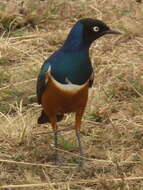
[0,0,143,189]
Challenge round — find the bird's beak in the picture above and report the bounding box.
[105,29,122,35]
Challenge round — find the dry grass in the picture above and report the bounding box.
[0,0,143,189]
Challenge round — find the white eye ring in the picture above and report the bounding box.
[93,26,99,32]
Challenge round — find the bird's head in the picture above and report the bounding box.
[79,18,121,43]
[63,18,121,50]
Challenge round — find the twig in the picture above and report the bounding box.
[8,33,49,41]
[0,177,143,189]
[35,126,73,135]
[0,78,36,91]
[125,79,143,98]
[54,148,141,165]
[0,159,76,168]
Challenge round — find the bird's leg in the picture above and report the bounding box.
[75,130,84,167]
[49,115,60,165]
[54,129,58,162]
[75,109,84,167]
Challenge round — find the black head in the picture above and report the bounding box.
[63,18,121,51]
[79,18,121,44]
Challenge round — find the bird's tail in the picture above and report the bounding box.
[38,110,64,124]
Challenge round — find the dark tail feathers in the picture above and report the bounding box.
[38,110,64,124]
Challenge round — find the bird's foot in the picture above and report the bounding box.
[55,159,63,166]
[54,152,63,166]
[79,158,84,168]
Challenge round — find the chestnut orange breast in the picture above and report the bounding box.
[41,72,89,115]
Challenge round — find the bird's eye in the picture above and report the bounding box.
[93,26,99,32]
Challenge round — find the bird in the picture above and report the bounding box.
[36,18,121,166]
